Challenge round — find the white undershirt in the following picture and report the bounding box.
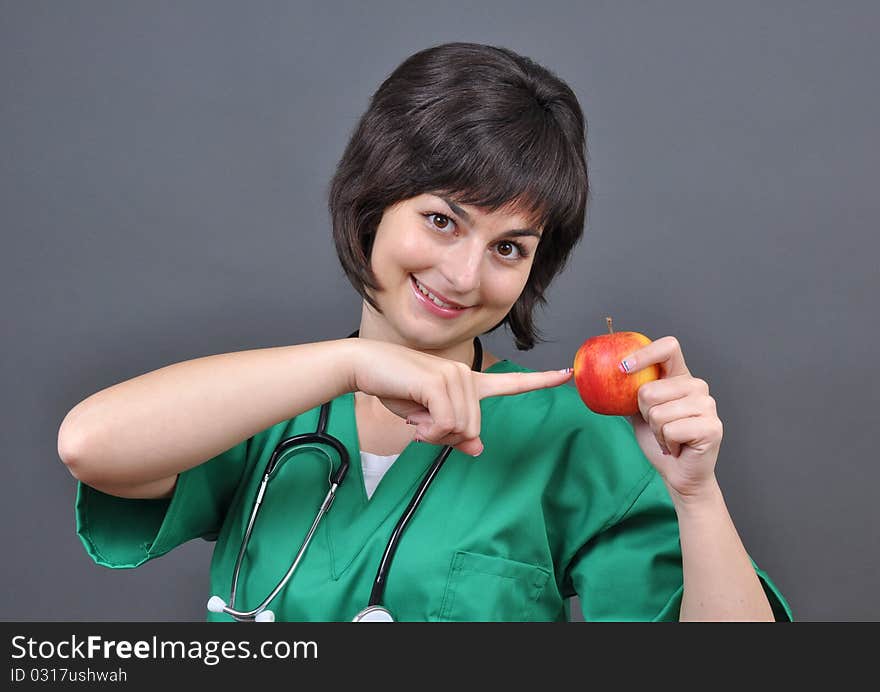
[360,450,400,499]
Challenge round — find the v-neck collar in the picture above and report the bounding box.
[323,359,512,578]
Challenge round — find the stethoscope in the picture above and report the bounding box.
[206,330,483,622]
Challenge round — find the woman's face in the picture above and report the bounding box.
[364,192,542,352]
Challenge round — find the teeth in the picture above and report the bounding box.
[415,278,460,309]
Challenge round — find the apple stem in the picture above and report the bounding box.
[606,316,614,334]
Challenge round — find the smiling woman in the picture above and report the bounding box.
[328,42,588,352]
[360,193,544,355]
[60,42,792,622]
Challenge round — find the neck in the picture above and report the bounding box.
[358,300,477,369]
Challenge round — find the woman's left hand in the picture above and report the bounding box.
[621,336,724,500]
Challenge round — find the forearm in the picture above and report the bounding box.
[670,476,775,621]
[57,338,358,488]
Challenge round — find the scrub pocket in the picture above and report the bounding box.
[438,550,551,622]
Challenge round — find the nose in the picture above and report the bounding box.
[439,237,482,296]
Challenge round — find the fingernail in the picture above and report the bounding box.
[619,358,634,374]
[472,443,484,457]
[559,367,573,374]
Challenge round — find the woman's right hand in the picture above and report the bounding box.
[350,338,573,457]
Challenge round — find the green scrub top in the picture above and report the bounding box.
[74,359,793,622]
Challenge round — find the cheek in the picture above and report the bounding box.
[371,235,408,274]
[395,239,443,278]
[484,272,530,308]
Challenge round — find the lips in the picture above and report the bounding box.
[410,275,475,319]
[411,275,470,309]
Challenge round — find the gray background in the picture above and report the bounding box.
[2,1,877,622]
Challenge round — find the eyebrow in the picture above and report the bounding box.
[438,196,542,240]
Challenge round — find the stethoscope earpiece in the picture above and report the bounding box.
[207,595,275,622]
[206,595,227,613]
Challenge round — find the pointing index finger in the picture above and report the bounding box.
[476,368,573,400]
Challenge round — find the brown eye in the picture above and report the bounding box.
[495,240,529,261]
[429,213,451,230]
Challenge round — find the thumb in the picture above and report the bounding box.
[453,436,485,457]
[477,367,573,400]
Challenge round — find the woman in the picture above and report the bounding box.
[58,42,792,621]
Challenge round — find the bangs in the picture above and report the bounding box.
[383,48,587,238]
[425,113,587,236]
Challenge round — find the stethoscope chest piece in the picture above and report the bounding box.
[352,605,395,622]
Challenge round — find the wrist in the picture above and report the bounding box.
[666,474,725,517]
[332,336,363,395]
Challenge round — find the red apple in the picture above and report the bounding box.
[573,316,660,416]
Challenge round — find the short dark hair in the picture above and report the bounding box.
[328,42,589,350]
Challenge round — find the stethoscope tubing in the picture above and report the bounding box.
[366,332,481,607]
[213,330,482,621]
[220,405,350,621]
[227,485,338,620]
[367,444,453,605]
